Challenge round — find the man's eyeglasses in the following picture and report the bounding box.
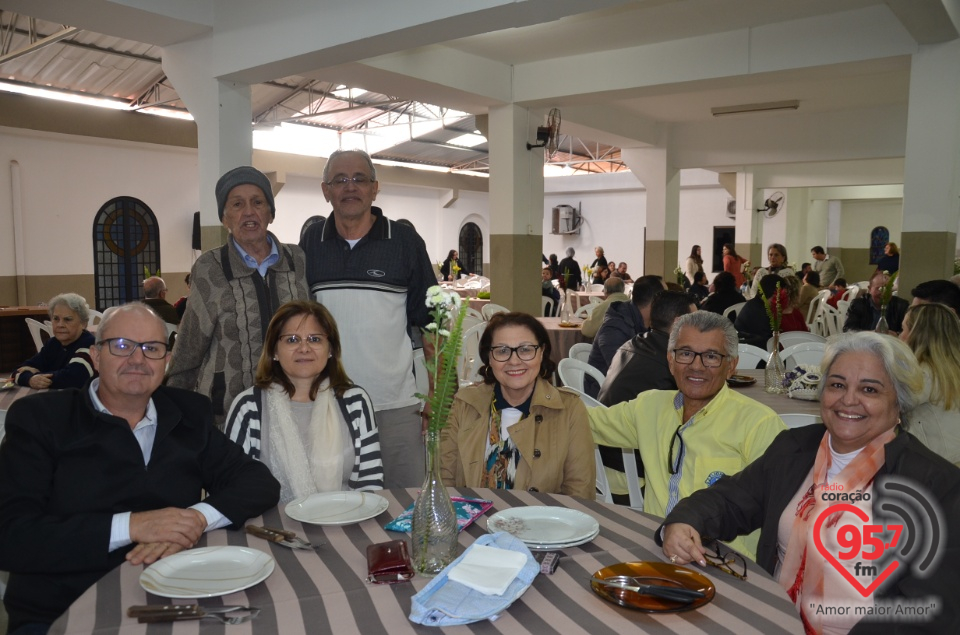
[702,537,748,580]
[97,338,168,360]
[489,344,542,362]
[672,349,726,368]
[278,334,328,349]
[668,426,685,475]
[325,175,374,187]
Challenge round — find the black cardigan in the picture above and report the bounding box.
[660,426,960,634]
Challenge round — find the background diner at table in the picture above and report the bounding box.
[13,293,95,390]
[660,332,960,635]
[225,300,383,503]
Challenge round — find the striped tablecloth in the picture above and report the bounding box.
[733,370,821,417]
[49,488,802,634]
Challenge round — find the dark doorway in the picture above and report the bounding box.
[459,222,483,276]
[712,226,735,273]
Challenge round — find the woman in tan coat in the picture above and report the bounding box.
[440,312,595,499]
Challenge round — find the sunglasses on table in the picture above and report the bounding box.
[701,537,748,580]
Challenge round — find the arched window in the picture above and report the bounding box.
[869,226,889,265]
[459,222,483,276]
[92,196,160,310]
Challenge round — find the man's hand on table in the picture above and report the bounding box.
[662,523,706,566]
[126,541,189,565]
[127,507,208,564]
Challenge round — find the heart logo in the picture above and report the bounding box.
[813,503,899,597]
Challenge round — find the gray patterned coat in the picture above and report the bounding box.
[166,233,308,426]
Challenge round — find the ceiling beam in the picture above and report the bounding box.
[0,25,78,64]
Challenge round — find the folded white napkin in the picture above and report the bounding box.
[447,545,528,596]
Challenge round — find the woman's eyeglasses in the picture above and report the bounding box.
[672,349,726,368]
[702,537,748,580]
[489,344,542,362]
[278,334,328,349]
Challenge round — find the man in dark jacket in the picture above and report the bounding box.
[843,271,909,334]
[557,247,582,289]
[584,275,666,396]
[0,303,280,632]
[735,273,782,348]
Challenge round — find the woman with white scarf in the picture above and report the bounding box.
[225,300,383,502]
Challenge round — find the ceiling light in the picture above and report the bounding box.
[711,100,800,117]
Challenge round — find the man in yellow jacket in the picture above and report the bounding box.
[589,311,785,559]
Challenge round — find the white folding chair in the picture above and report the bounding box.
[805,290,831,327]
[736,344,768,370]
[781,342,826,368]
[458,322,486,386]
[574,303,594,320]
[820,304,843,336]
[25,318,52,353]
[568,342,592,363]
[461,314,483,332]
[464,307,484,321]
[557,358,605,393]
[780,413,822,429]
[88,309,104,326]
[723,302,746,322]
[767,331,826,352]
[581,393,643,509]
[594,447,613,503]
[836,300,851,324]
[481,303,510,320]
[588,284,605,292]
[842,286,860,301]
[541,296,555,317]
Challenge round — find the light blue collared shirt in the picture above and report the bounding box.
[232,234,279,277]
[89,379,229,552]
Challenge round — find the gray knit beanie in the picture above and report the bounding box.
[215,166,275,221]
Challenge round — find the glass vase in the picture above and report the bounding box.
[875,305,889,334]
[410,430,458,575]
[560,289,573,323]
[765,332,786,394]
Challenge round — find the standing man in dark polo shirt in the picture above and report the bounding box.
[300,149,436,488]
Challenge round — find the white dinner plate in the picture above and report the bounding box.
[527,527,600,551]
[139,546,274,599]
[284,491,389,525]
[486,506,599,546]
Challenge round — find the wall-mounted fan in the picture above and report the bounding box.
[726,199,737,218]
[758,191,784,218]
[526,108,561,157]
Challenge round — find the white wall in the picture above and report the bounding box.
[0,127,198,278]
[840,199,903,250]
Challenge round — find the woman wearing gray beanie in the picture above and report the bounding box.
[167,165,309,428]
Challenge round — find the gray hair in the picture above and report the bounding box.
[604,277,625,295]
[48,293,90,325]
[95,302,166,344]
[668,311,739,358]
[143,276,166,299]
[566,247,575,257]
[817,332,924,417]
[322,149,377,183]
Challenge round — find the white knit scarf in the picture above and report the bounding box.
[264,380,344,502]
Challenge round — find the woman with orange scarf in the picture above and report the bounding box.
[658,333,960,634]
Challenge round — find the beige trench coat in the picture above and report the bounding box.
[440,378,595,500]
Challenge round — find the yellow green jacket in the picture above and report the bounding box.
[588,384,786,559]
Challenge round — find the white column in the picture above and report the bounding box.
[621,147,679,277]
